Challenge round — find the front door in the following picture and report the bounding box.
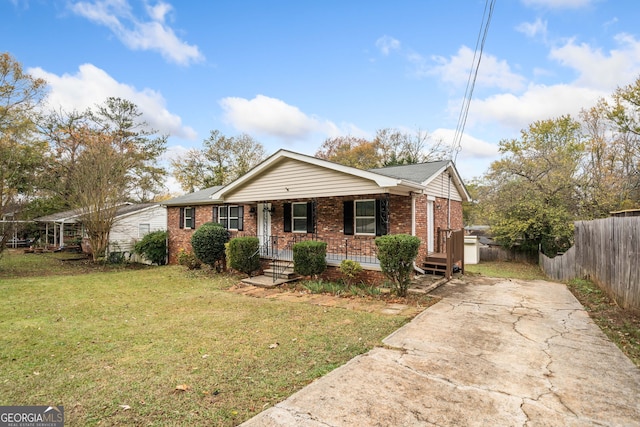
[427,200,434,253]
[257,203,272,256]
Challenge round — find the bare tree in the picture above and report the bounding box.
[68,129,129,261]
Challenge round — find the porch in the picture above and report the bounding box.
[230,228,464,283]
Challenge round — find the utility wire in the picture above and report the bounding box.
[452,0,496,164]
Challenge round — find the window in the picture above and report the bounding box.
[217,205,243,230]
[180,207,195,229]
[292,203,307,232]
[355,200,376,235]
[139,223,150,237]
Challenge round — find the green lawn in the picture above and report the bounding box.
[0,251,409,426]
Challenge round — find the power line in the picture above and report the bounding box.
[452,0,496,164]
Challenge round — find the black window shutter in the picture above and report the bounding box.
[375,199,388,236]
[237,206,244,231]
[179,207,185,229]
[343,201,354,235]
[306,201,315,234]
[212,206,218,223]
[283,203,292,232]
[189,207,196,229]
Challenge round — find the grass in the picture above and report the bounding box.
[567,278,640,367]
[0,251,409,426]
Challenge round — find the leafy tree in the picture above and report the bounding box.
[0,52,47,251]
[134,230,168,265]
[483,116,584,255]
[191,222,229,271]
[171,130,266,192]
[170,148,209,193]
[315,136,379,169]
[41,98,168,205]
[40,98,167,260]
[314,128,451,169]
[375,234,420,297]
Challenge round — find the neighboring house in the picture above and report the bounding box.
[163,149,469,279]
[34,203,167,261]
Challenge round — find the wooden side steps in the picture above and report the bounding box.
[422,253,449,276]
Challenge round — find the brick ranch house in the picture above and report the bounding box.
[163,149,470,282]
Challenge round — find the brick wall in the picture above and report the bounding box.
[167,194,464,267]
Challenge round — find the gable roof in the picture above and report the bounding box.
[209,149,428,202]
[162,185,225,206]
[371,160,470,201]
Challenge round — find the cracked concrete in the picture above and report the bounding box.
[240,277,640,426]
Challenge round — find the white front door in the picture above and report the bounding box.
[427,200,434,253]
[257,203,272,255]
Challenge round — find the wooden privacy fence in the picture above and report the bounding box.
[540,217,640,310]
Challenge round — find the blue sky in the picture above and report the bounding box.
[3,0,640,193]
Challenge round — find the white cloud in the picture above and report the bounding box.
[468,83,606,131]
[516,18,548,39]
[549,33,640,91]
[29,63,197,139]
[70,0,203,66]
[431,128,500,159]
[375,36,401,55]
[219,95,343,140]
[521,0,595,9]
[430,46,527,91]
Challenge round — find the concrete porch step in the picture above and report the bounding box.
[263,268,297,279]
[241,274,300,288]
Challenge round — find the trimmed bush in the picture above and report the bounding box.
[177,248,201,270]
[293,240,327,277]
[191,222,229,271]
[227,236,260,276]
[375,234,421,297]
[339,259,363,286]
[133,230,167,265]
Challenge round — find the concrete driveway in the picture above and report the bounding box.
[241,277,640,426]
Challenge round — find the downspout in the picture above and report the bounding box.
[411,192,426,275]
[447,171,452,229]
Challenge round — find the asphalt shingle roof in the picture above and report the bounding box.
[368,160,450,184]
[35,203,161,223]
[161,185,225,206]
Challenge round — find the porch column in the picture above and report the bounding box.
[59,221,65,247]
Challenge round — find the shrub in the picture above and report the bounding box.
[177,248,201,270]
[293,240,327,277]
[338,259,363,286]
[227,237,260,276]
[375,234,420,297]
[191,222,229,271]
[133,230,167,265]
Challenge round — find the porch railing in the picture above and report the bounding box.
[229,232,380,266]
